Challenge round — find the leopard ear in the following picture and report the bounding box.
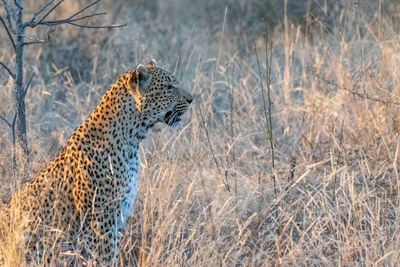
[146,59,156,68]
[137,65,151,92]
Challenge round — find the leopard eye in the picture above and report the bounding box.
[167,84,175,90]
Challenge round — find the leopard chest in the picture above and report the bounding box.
[110,146,140,228]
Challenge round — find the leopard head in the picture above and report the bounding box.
[127,60,193,127]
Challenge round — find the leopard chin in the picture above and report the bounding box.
[163,110,183,126]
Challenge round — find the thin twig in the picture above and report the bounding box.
[30,0,64,28]
[27,0,98,27]
[0,60,16,79]
[199,106,221,174]
[67,21,126,29]
[23,27,55,46]
[11,112,16,127]
[69,12,107,22]
[265,41,276,172]
[36,17,126,28]
[343,86,400,105]
[0,15,16,50]
[25,0,126,29]
[25,0,55,26]
[0,114,12,128]
[254,42,277,197]
[288,154,296,181]
[23,40,47,46]
[198,105,230,192]
[333,119,344,197]
[11,110,17,187]
[226,63,237,198]
[320,76,400,106]
[24,72,34,97]
[35,0,55,16]
[1,0,15,33]
[13,0,22,9]
[68,0,100,20]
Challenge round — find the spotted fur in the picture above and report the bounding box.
[1,61,193,265]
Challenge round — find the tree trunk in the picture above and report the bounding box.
[14,0,29,158]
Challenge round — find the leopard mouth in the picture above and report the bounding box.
[164,110,183,126]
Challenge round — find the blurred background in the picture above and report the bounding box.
[2,0,399,154]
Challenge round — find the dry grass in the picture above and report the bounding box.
[1,0,400,265]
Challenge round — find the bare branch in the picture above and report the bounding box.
[25,0,55,26]
[0,60,16,79]
[35,12,107,27]
[11,112,16,127]
[0,15,16,50]
[35,0,55,16]
[69,12,107,22]
[23,40,47,46]
[343,86,400,106]
[33,16,126,29]
[66,0,100,20]
[1,0,15,33]
[23,27,55,46]
[30,0,64,28]
[24,72,34,97]
[24,0,125,30]
[67,21,127,29]
[0,114,12,128]
[319,76,400,106]
[13,0,22,9]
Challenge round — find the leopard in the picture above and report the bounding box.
[0,60,193,265]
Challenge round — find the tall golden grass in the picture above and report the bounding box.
[1,0,400,265]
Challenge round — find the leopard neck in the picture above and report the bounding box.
[80,81,152,154]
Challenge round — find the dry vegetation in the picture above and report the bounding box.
[1,0,400,265]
